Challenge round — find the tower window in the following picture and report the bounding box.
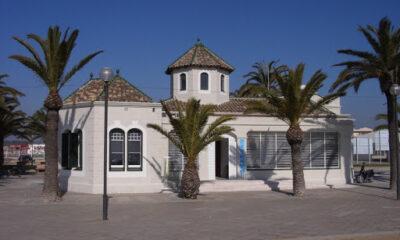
[200,72,209,91]
[180,73,186,91]
[220,75,225,92]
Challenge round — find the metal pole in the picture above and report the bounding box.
[393,97,400,200]
[103,80,109,220]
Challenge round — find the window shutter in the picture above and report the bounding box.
[69,133,79,169]
[246,132,260,168]
[301,132,311,168]
[276,132,291,169]
[168,140,184,173]
[311,132,325,168]
[260,132,276,168]
[325,132,339,168]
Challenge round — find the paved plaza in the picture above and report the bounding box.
[0,174,400,240]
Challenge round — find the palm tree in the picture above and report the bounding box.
[330,17,400,189]
[246,63,343,197]
[238,60,287,97]
[147,98,235,199]
[0,97,27,166]
[0,74,23,111]
[24,108,47,143]
[10,26,103,200]
[374,105,400,131]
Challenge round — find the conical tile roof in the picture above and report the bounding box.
[165,42,234,74]
[63,75,152,105]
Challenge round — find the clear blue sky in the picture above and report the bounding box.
[1,0,400,128]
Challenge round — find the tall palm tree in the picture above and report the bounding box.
[374,105,400,131]
[0,97,27,166]
[330,17,400,189]
[147,98,235,199]
[246,63,343,197]
[238,60,287,97]
[10,26,103,200]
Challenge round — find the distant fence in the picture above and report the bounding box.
[352,130,389,164]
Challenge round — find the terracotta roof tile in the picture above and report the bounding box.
[165,43,234,74]
[162,98,259,114]
[64,76,152,105]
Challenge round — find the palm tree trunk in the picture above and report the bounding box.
[0,135,4,167]
[287,125,306,197]
[180,159,200,199]
[385,92,398,190]
[42,109,60,200]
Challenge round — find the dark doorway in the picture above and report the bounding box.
[215,138,229,179]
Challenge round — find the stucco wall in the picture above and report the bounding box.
[59,102,168,194]
[171,67,230,104]
[59,101,353,194]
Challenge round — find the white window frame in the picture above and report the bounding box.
[179,73,187,92]
[110,129,125,170]
[127,129,143,170]
[220,74,225,93]
[199,72,211,93]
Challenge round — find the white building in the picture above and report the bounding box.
[59,42,353,194]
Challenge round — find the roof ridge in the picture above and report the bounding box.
[200,44,235,70]
[190,43,199,65]
[96,76,152,102]
[115,76,153,101]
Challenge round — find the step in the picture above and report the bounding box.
[200,180,272,192]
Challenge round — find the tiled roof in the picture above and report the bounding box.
[162,98,260,114]
[165,42,235,74]
[162,98,334,116]
[63,76,152,105]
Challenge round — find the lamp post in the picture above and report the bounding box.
[390,83,400,200]
[100,67,114,220]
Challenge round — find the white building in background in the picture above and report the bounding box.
[352,129,389,164]
[58,42,353,194]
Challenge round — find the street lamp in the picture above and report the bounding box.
[100,67,114,220]
[390,83,400,200]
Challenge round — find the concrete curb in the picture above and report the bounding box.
[283,230,400,240]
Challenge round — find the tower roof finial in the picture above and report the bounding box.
[196,37,202,45]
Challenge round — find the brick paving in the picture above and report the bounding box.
[0,174,400,240]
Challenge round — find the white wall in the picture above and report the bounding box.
[60,101,353,194]
[59,102,168,194]
[171,67,230,104]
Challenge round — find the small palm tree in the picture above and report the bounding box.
[330,17,400,189]
[0,74,23,111]
[0,97,27,166]
[23,108,47,143]
[238,60,287,97]
[147,98,235,199]
[246,63,343,197]
[10,26,103,200]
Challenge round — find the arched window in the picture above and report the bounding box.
[180,73,186,91]
[200,72,209,90]
[220,75,225,92]
[127,129,143,171]
[110,128,125,171]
